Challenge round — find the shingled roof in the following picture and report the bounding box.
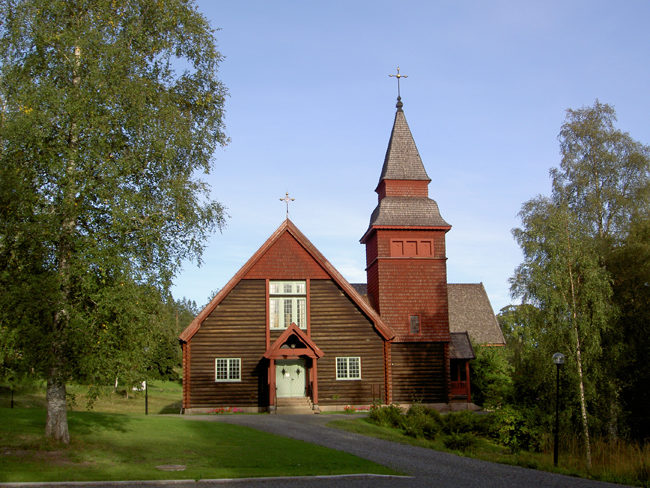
[448,283,505,346]
[449,332,475,360]
[362,103,450,238]
[351,282,504,347]
[378,108,430,184]
[368,196,450,227]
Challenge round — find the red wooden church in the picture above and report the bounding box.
[179,97,504,413]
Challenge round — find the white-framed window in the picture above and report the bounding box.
[215,358,241,382]
[336,357,361,380]
[269,280,306,329]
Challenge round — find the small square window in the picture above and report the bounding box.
[336,357,361,380]
[215,358,241,382]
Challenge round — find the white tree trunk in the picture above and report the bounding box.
[45,368,69,444]
[565,221,593,470]
[573,327,592,469]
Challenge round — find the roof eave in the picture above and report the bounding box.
[360,223,452,243]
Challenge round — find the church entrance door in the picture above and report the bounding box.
[275,359,306,398]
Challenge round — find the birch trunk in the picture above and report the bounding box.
[565,220,593,469]
[45,366,69,444]
[45,44,81,444]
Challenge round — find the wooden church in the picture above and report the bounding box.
[179,95,504,413]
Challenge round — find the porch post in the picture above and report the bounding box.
[465,361,471,403]
[312,358,319,408]
[268,359,276,412]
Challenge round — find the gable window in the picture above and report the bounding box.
[336,357,361,380]
[409,315,420,334]
[215,358,241,382]
[270,281,306,329]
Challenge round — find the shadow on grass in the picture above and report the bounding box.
[159,401,183,414]
[68,410,131,435]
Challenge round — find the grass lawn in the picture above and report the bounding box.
[0,407,397,482]
[1,379,183,415]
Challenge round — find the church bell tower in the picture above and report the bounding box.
[361,89,452,403]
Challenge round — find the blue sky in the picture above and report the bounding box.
[172,0,650,312]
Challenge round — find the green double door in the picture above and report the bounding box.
[275,359,306,398]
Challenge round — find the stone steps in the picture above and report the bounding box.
[275,396,315,414]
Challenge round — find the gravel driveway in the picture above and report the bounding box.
[178,413,631,488]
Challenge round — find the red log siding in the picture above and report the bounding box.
[182,342,190,409]
[391,342,448,403]
[310,280,386,405]
[188,280,267,408]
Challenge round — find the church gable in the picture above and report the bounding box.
[244,231,329,280]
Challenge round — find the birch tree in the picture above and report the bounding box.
[512,198,611,468]
[0,0,227,443]
[511,100,649,468]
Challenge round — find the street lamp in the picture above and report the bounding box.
[552,352,565,467]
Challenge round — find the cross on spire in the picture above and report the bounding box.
[279,192,295,218]
[389,66,408,108]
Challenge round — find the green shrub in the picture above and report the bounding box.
[402,404,442,439]
[443,410,478,434]
[406,403,428,418]
[369,404,443,440]
[443,432,478,451]
[401,415,438,439]
[487,406,543,452]
[421,417,441,439]
[368,404,403,428]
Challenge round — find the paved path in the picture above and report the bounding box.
[179,414,631,488]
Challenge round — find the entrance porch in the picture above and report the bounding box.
[264,324,324,413]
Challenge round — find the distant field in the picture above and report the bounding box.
[0,378,182,415]
[0,407,398,482]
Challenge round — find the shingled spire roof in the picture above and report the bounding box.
[362,98,450,241]
[378,102,431,185]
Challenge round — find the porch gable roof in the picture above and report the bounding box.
[264,323,324,359]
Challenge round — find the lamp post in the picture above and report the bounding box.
[552,352,565,467]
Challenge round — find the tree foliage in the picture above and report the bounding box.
[604,216,650,441]
[554,100,649,244]
[510,100,649,464]
[0,0,227,442]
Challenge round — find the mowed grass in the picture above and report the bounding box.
[0,379,183,415]
[0,407,397,482]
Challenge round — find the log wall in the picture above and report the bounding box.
[186,278,389,408]
[391,342,447,403]
[310,280,385,405]
[188,280,267,408]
